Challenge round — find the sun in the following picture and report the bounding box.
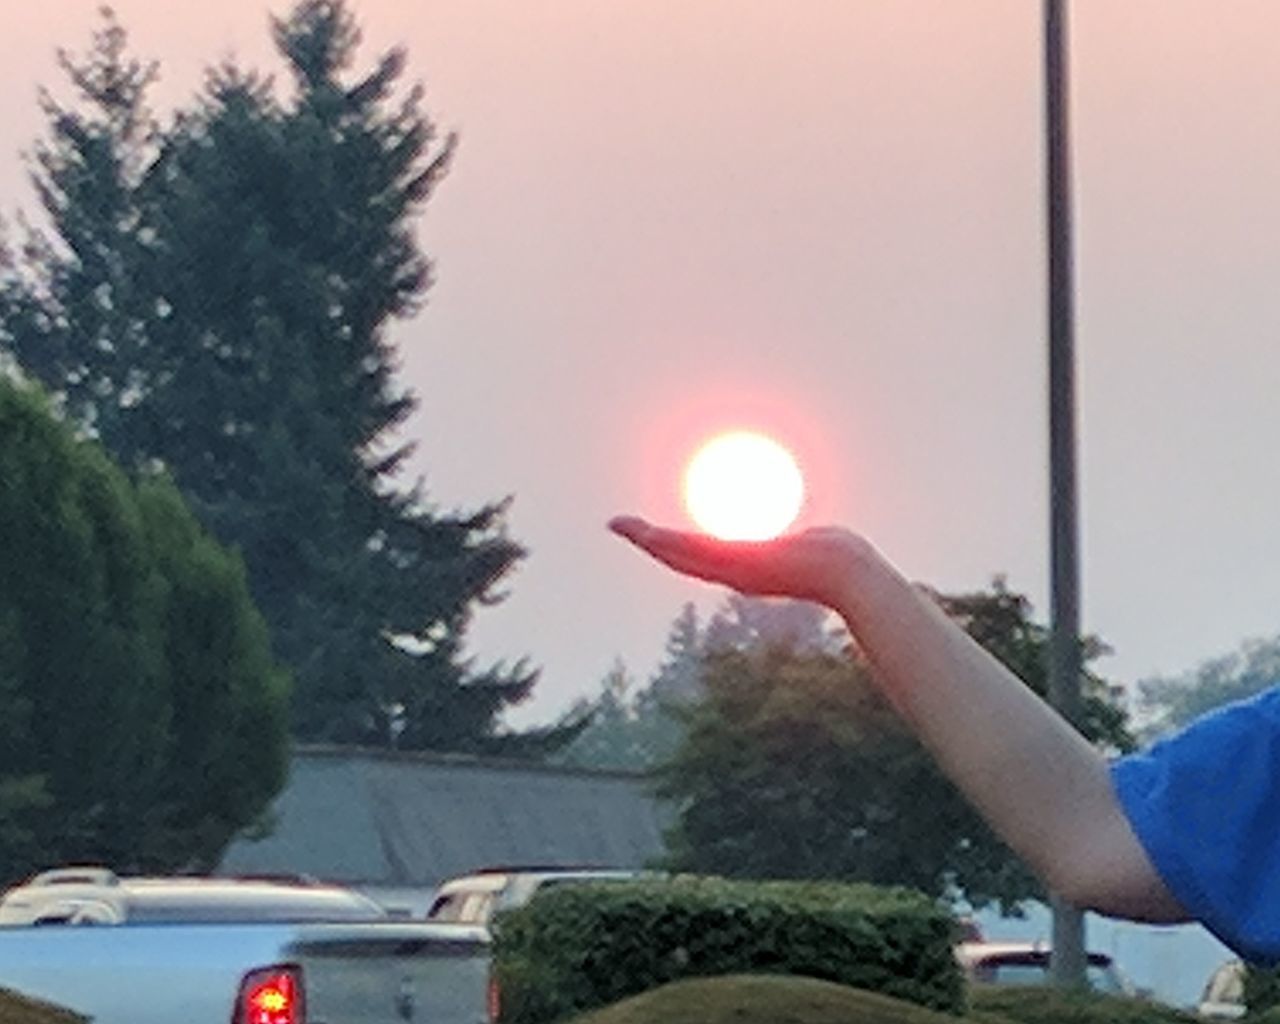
[682,431,805,541]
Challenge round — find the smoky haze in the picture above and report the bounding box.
[3,0,1280,725]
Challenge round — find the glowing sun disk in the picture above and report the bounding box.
[682,431,804,540]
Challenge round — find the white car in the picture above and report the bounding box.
[0,866,385,926]
[1198,960,1246,1020]
[954,940,1135,996]
[425,866,643,928]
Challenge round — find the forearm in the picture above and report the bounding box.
[832,540,1187,921]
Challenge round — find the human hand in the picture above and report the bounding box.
[607,515,870,609]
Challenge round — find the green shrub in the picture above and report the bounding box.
[561,974,971,1024]
[0,989,85,1024]
[969,985,1199,1024]
[495,955,580,1024]
[1247,964,1280,1015]
[493,876,964,1024]
[0,377,289,877]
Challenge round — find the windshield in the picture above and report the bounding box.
[971,954,1124,995]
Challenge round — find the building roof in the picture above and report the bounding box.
[218,746,672,889]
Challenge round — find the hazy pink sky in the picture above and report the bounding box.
[6,1,1280,725]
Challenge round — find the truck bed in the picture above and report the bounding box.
[0,920,491,1024]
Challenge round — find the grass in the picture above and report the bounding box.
[561,974,1002,1024]
[558,975,1209,1024]
[967,985,1201,1024]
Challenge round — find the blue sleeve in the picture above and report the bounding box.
[1110,685,1280,965]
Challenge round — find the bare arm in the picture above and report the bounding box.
[609,517,1188,923]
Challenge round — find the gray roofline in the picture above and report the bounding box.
[291,743,659,783]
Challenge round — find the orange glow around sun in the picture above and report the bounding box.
[682,431,805,540]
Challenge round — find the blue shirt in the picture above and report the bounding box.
[1111,685,1280,965]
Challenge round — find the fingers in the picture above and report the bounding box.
[606,515,654,546]
[608,515,775,591]
[608,515,723,581]
[608,515,859,606]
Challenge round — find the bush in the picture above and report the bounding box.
[969,985,1200,1024]
[0,378,290,877]
[1247,964,1280,1015]
[493,876,964,1024]
[561,974,981,1024]
[0,989,85,1024]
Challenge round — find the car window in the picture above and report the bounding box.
[426,890,496,924]
[25,900,120,927]
[425,892,466,922]
[970,955,1124,995]
[459,893,494,924]
[1204,965,1245,1004]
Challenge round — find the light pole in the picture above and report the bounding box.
[1043,0,1087,989]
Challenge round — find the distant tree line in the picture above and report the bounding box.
[562,583,1133,913]
[1138,636,1280,739]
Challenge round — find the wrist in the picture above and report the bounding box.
[827,532,877,615]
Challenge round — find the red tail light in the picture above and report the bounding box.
[487,970,501,1023]
[236,965,304,1024]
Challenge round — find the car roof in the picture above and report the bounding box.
[433,873,512,896]
[0,873,386,925]
[120,878,386,922]
[435,868,639,892]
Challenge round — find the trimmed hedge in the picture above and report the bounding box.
[0,990,85,1024]
[492,876,964,1024]
[1248,964,1280,1015]
[968,985,1200,1024]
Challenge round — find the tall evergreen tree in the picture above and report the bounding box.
[558,599,843,774]
[556,605,705,773]
[0,9,163,461]
[704,595,842,658]
[649,602,703,705]
[553,660,647,772]
[2,3,553,753]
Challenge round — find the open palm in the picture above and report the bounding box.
[608,515,867,608]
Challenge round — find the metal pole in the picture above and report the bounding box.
[1044,0,1087,989]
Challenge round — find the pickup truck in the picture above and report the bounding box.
[0,867,494,1024]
